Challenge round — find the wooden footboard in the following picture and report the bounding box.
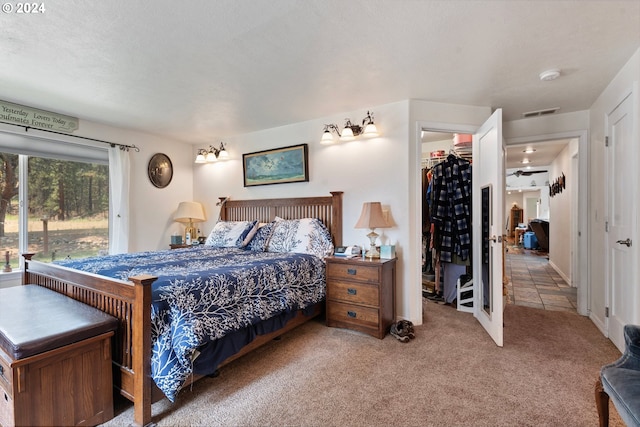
[21,191,343,427]
[22,253,156,426]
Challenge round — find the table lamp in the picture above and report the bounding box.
[354,202,390,259]
[174,201,206,242]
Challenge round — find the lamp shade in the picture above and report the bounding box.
[354,202,389,229]
[174,201,206,223]
[362,123,379,138]
[194,152,206,163]
[205,151,217,162]
[340,127,355,141]
[320,130,335,144]
[217,148,229,159]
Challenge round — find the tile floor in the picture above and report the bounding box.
[505,246,577,312]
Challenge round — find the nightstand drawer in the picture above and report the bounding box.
[327,280,379,306]
[326,262,380,283]
[327,301,379,328]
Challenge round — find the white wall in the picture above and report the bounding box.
[588,47,640,331]
[503,111,589,140]
[505,171,550,224]
[548,140,577,283]
[75,120,196,252]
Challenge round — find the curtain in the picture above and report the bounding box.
[108,146,130,254]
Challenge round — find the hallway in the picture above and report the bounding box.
[505,249,577,312]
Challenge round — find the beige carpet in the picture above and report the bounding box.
[102,301,624,426]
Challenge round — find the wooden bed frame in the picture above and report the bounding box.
[22,191,343,427]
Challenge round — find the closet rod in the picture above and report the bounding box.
[0,121,140,152]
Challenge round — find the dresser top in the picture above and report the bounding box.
[326,256,396,265]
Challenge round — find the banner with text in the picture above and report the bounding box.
[0,100,79,133]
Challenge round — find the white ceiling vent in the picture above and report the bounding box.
[522,107,560,118]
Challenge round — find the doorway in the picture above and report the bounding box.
[504,138,577,312]
[505,132,588,316]
[420,130,471,302]
[421,131,586,315]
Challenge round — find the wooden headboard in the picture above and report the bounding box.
[218,191,343,246]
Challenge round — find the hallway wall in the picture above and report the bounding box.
[548,140,577,283]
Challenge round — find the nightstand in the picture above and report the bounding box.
[169,244,190,249]
[326,256,397,339]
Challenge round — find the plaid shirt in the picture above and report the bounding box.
[430,155,472,263]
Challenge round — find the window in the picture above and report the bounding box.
[27,156,109,263]
[0,130,110,269]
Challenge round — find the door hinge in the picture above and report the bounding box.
[605,307,609,317]
[605,221,609,232]
[605,136,609,147]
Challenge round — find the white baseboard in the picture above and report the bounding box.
[590,312,608,337]
[548,260,571,285]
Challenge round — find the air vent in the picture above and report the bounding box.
[522,107,560,118]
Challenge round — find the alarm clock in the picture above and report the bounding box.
[334,245,362,257]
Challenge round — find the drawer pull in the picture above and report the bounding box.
[347,268,357,275]
[347,311,357,318]
[347,288,357,295]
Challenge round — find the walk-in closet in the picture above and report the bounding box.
[421,132,473,310]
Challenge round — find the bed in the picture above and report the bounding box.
[22,191,343,427]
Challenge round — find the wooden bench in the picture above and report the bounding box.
[0,285,118,427]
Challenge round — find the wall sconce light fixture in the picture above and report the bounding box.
[320,111,379,144]
[195,142,229,163]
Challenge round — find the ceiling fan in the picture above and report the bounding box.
[508,169,547,177]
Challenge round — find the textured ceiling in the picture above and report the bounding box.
[1,0,639,144]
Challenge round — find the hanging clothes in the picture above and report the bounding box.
[429,154,472,263]
[421,167,432,233]
[422,167,435,274]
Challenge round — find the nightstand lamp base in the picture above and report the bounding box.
[365,230,380,259]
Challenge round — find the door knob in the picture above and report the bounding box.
[616,238,632,247]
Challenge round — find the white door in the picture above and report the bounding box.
[606,93,638,351]
[473,109,505,347]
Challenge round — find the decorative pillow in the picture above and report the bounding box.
[204,220,258,248]
[266,217,333,258]
[244,222,275,252]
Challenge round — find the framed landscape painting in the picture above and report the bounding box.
[243,143,309,187]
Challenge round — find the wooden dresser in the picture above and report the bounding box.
[326,256,397,339]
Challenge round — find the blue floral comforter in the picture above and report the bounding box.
[55,246,326,401]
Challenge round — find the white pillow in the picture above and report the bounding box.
[266,217,333,258]
[204,220,258,248]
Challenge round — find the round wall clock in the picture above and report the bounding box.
[147,153,173,188]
